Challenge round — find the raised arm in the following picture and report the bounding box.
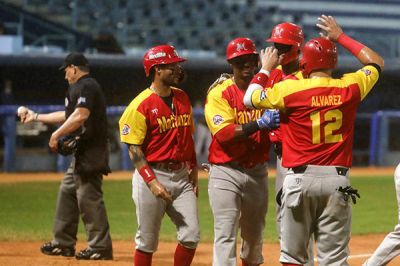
[316,14,384,70]
[243,47,279,109]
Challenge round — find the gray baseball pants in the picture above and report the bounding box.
[132,165,200,253]
[275,157,315,266]
[208,163,268,266]
[280,165,351,266]
[52,159,112,251]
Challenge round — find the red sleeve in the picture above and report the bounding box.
[214,124,236,144]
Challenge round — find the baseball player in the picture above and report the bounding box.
[363,162,400,265]
[244,15,384,265]
[119,44,200,266]
[205,37,280,266]
[253,22,315,266]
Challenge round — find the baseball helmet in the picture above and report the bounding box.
[143,45,186,77]
[226,37,258,61]
[300,37,338,76]
[267,22,304,64]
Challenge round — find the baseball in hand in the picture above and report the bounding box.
[17,106,28,116]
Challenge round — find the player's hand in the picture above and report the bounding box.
[208,73,233,92]
[316,15,343,42]
[148,179,173,203]
[189,166,199,197]
[257,109,280,130]
[17,106,36,123]
[260,47,279,72]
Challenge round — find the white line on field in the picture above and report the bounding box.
[313,253,372,261]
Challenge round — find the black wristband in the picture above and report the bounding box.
[242,121,260,136]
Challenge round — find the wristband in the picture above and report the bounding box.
[242,121,260,136]
[138,165,156,183]
[337,33,365,57]
[250,71,269,88]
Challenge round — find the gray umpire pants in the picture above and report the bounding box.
[52,159,112,251]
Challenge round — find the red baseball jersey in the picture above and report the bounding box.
[249,65,380,168]
[205,78,270,167]
[266,66,304,143]
[119,87,196,163]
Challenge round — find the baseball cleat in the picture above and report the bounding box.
[75,248,113,260]
[40,241,75,257]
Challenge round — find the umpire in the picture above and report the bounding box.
[17,52,113,260]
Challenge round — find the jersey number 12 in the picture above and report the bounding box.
[310,109,343,144]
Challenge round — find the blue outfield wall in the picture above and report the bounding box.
[1,105,399,172]
[1,105,130,172]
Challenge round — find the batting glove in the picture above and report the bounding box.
[338,186,360,204]
[257,109,280,130]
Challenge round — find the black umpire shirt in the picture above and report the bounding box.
[65,74,111,176]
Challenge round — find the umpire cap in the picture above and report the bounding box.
[59,52,89,70]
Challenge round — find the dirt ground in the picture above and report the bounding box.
[1,235,400,266]
[0,168,399,265]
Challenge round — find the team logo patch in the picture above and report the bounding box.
[236,42,247,52]
[260,90,267,100]
[77,97,86,104]
[122,124,131,135]
[361,68,371,76]
[213,115,224,125]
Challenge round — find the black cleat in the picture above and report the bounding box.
[40,241,75,257]
[75,248,113,260]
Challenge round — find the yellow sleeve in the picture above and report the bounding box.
[119,99,147,145]
[251,81,292,110]
[204,82,236,136]
[341,65,380,100]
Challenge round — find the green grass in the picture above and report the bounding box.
[0,175,397,242]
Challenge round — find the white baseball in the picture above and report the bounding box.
[17,106,28,116]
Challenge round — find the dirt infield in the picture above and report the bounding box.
[0,234,400,265]
[0,168,398,265]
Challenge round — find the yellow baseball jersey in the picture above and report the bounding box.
[119,87,196,163]
[205,78,270,167]
[250,65,380,168]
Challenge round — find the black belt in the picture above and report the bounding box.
[149,161,185,171]
[291,165,349,176]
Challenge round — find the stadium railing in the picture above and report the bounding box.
[0,105,130,172]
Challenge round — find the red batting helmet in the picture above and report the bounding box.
[300,37,338,76]
[143,45,186,77]
[226,37,258,61]
[267,22,304,65]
